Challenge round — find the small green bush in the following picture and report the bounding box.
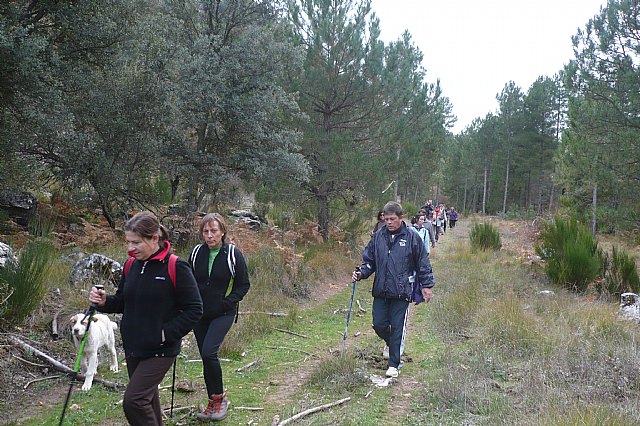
[535,217,600,292]
[601,245,640,298]
[0,239,55,323]
[469,223,502,251]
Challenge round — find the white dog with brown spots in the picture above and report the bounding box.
[70,312,119,390]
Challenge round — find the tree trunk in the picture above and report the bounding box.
[502,154,510,215]
[463,175,468,213]
[170,174,180,201]
[526,170,531,210]
[317,109,331,241]
[482,166,488,215]
[318,192,329,241]
[435,180,440,206]
[101,200,115,229]
[548,181,555,214]
[591,183,597,236]
[393,146,400,202]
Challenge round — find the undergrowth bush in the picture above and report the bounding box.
[600,245,640,298]
[221,246,305,355]
[469,223,502,251]
[535,217,600,292]
[0,239,55,323]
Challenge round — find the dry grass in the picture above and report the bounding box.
[424,223,640,424]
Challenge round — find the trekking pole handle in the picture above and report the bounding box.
[352,266,361,281]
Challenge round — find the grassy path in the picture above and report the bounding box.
[20,225,459,425]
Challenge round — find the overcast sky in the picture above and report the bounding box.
[370,0,607,134]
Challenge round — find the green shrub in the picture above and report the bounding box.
[469,223,502,251]
[601,245,640,298]
[0,239,55,323]
[535,217,600,292]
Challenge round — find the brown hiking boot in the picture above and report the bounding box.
[196,393,229,421]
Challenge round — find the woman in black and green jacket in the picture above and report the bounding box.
[89,211,202,426]
[189,213,250,422]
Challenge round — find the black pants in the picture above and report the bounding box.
[450,220,457,228]
[193,312,236,396]
[371,297,409,369]
[123,355,175,426]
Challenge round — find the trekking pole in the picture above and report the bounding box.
[58,284,103,426]
[341,267,360,354]
[170,358,177,417]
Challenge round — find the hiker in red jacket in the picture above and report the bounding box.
[89,211,202,426]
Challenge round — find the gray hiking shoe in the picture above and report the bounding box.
[197,393,229,421]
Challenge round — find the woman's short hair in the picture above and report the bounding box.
[125,211,169,246]
[199,213,227,243]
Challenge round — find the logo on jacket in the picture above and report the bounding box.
[155,276,166,281]
[399,238,407,246]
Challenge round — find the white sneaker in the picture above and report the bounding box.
[382,345,389,359]
[385,366,399,378]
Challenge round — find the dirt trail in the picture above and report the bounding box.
[379,221,469,424]
[265,221,472,423]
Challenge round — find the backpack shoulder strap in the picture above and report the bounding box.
[123,257,135,277]
[227,243,236,277]
[189,243,204,269]
[168,254,178,288]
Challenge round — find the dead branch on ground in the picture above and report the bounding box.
[236,359,260,372]
[272,327,308,338]
[267,346,317,357]
[277,397,351,425]
[238,311,288,317]
[24,375,63,389]
[9,335,122,390]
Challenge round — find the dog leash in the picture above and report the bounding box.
[58,286,102,425]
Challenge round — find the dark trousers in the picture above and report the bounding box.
[193,313,235,396]
[123,355,175,426]
[372,297,409,369]
[450,220,457,228]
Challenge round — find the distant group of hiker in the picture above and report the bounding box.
[81,199,459,424]
[354,199,459,378]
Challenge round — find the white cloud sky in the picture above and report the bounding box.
[370,0,607,133]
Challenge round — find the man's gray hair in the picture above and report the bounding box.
[383,201,403,217]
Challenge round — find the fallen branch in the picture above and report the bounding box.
[238,311,288,317]
[236,359,260,372]
[9,335,122,390]
[24,375,63,389]
[234,406,264,411]
[162,405,194,414]
[356,299,366,312]
[272,328,308,338]
[12,353,49,368]
[277,397,351,425]
[267,346,317,357]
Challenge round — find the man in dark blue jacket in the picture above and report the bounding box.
[353,201,435,378]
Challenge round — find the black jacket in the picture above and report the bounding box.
[359,222,435,301]
[189,242,251,320]
[100,242,203,358]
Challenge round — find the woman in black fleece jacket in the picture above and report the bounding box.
[89,211,202,426]
[189,213,250,422]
